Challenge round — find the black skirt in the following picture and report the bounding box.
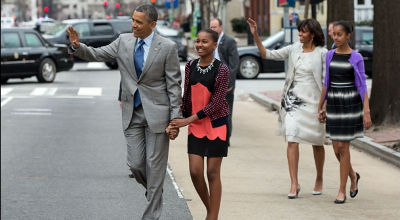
[326,82,364,141]
[188,134,228,157]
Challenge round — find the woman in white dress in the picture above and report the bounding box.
[247,18,327,198]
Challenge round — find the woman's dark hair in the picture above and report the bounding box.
[334,20,354,34]
[198,29,219,42]
[297,19,325,47]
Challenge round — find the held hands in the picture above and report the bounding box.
[65,25,80,48]
[246,18,258,36]
[165,124,180,140]
[165,118,190,140]
[318,109,326,123]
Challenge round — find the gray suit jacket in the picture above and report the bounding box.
[217,34,239,89]
[70,33,182,133]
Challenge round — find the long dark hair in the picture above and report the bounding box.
[297,19,325,47]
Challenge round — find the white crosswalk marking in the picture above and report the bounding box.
[1,88,13,96]
[30,88,48,96]
[87,62,106,68]
[1,86,105,98]
[1,97,13,107]
[77,87,102,96]
[11,108,52,116]
[46,88,58,95]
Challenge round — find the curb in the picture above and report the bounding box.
[351,137,400,167]
[250,91,400,168]
[249,92,280,111]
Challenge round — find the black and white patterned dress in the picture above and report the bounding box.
[326,53,363,141]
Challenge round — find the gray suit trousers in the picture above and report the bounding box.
[124,106,169,220]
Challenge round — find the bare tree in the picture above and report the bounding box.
[369,0,400,126]
[327,0,354,49]
[210,0,222,18]
[199,0,223,30]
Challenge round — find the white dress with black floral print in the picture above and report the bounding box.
[282,50,325,145]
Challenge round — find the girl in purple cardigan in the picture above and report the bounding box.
[318,21,372,204]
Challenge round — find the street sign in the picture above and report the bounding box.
[165,0,178,9]
[277,0,295,7]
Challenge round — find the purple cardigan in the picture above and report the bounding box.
[323,49,368,101]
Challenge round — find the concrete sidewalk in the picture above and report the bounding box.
[168,100,400,220]
[250,90,400,168]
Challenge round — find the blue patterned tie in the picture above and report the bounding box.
[133,40,145,108]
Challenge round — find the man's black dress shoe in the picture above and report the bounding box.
[350,172,360,198]
[334,196,346,204]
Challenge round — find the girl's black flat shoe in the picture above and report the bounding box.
[334,196,346,204]
[350,172,360,198]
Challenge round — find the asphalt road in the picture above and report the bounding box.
[1,63,191,220]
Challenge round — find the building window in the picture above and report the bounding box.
[358,0,365,5]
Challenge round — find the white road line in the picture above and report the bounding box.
[1,97,13,107]
[11,112,52,116]
[53,95,94,99]
[30,88,48,96]
[167,165,184,199]
[14,108,52,112]
[78,87,102,96]
[1,88,13,96]
[46,88,58,96]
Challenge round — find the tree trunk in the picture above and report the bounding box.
[304,0,310,19]
[200,0,210,30]
[369,0,400,126]
[327,0,354,50]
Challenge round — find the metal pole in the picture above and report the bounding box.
[311,3,317,19]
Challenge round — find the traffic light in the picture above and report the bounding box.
[43,6,49,12]
[103,1,108,8]
[115,3,120,9]
[151,0,156,4]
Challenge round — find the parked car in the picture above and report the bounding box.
[1,28,74,83]
[237,26,373,79]
[43,19,132,69]
[155,24,188,61]
[238,30,285,79]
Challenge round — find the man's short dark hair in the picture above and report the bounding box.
[212,18,223,26]
[134,4,158,22]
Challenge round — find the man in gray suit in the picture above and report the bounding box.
[66,5,181,219]
[210,18,239,146]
